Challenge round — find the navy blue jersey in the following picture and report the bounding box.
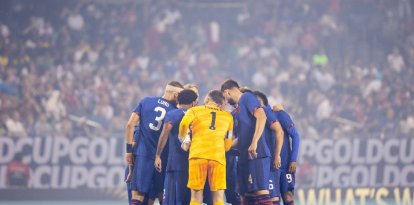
[234,92,270,163]
[274,110,300,170]
[263,105,278,160]
[133,97,177,158]
[165,108,188,172]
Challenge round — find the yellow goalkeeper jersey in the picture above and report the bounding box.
[179,104,233,165]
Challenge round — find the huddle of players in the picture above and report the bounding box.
[124,80,300,205]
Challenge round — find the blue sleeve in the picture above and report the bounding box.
[164,111,174,124]
[243,93,262,115]
[133,126,140,142]
[133,98,147,114]
[265,107,277,127]
[278,110,300,162]
[289,126,300,162]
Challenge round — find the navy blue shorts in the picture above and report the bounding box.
[237,157,270,194]
[131,155,165,196]
[269,168,281,198]
[163,171,190,205]
[280,170,295,195]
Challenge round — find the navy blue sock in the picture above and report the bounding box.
[284,201,294,205]
[255,194,272,205]
[272,200,280,205]
[131,199,143,205]
[245,195,258,205]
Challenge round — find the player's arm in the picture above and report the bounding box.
[288,122,300,173]
[224,115,234,152]
[154,121,173,172]
[270,121,284,169]
[178,109,195,143]
[278,110,300,173]
[249,107,267,157]
[125,112,139,164]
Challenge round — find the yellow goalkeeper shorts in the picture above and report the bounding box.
[188,158,226,191]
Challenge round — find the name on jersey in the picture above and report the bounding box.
[158,99,170,107]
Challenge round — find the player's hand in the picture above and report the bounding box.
[125,164,133,183]
[125,153,133,165]
[232,138,238,147]
[154,155,162,173]
[248,142,258,159]
[273,156,281,169]
[288,161,297,173]
[181,141,191,151]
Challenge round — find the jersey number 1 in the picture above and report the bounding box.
[209,112,216,130]
[149,107,167,131]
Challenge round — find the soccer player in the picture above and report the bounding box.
[178,90,234,205]
[254,91,284,205]
[184,83,200,105]
[221,79,272,205]
[125,126,140,204]
[125,81,184,205]
[273,104,300,205]
[225,106,241,205]
[154,89,198,205]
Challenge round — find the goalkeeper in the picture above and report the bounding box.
[153,89,199,205]
[178,90,234,205]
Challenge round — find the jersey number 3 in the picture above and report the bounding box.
[149,107,167,131]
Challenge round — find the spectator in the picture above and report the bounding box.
[5,112,27,138]
[0,0,412,140]
[34,114,53,137]
[6,153,30,188]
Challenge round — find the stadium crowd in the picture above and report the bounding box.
[0,0,413,139]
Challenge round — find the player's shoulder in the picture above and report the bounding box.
[241,91,256,100]
[187,105,204,113]
[219,109,233,117]
[275,110,292,121]
[140,96,156,103]
[165,108,184,122]
[147,96,175,108]
[168,108,186,116]
[264,105,277,119]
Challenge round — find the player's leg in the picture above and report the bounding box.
[190,189,204,205]
[203,181,213,205]
[249,157,272,205]
[177,170,191,205]
[163,171,175,205]
[225,155,241,205]
[269,169,281,205]
[131,156,156,205]
[237,162,250,205]
[188,158,208,204]
[280,171,296,205]
[207,159,226,205]
[152,169,165,205]
[125,165,132,204]
[211,190,225,205]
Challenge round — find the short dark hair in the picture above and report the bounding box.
[253,91,269,106]
[168,81,184,88]
[208,90,225,105]
[177,89,198,105]
[220,79,239,92]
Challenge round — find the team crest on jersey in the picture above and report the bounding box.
[248,174,253,184]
